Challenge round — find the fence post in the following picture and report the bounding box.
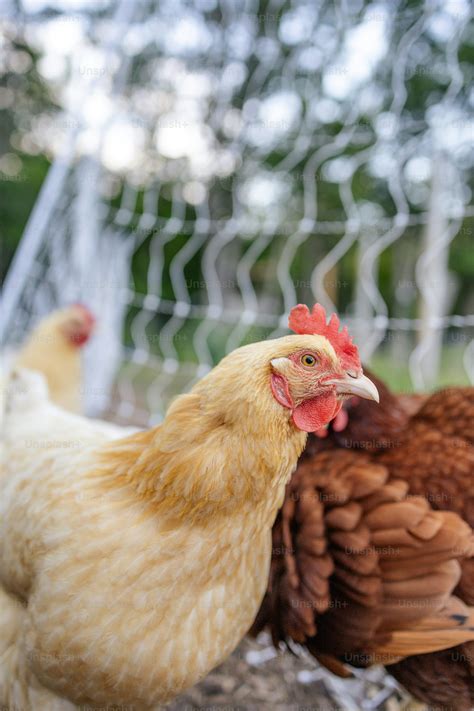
[411,152,453,389]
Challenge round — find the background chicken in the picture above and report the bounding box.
[5,304,95,413]
[0,305,379,709]
[252,369,474,710]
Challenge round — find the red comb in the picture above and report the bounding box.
[288,303,361,371]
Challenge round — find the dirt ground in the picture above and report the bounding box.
[168,634,426,711]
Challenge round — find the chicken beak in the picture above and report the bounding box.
[326,373,380,402]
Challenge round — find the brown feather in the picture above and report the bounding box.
[252,370,474,709]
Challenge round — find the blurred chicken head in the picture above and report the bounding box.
[59,304,96,347]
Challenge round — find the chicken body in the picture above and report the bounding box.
[377,385,474,709]
[253,373,474,709]
[10,304,95,413]
[1,332,359,709]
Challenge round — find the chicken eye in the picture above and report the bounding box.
[301,353,317,367]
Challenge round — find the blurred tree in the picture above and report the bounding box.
[1,0,472,378]
[0,25,58,281]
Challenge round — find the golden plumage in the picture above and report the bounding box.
[1,334,344,709]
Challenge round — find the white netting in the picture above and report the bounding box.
[1,0,473,427]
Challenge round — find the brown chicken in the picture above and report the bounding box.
[252,370,474,710]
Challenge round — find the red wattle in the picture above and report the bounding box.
[70,331,91,347]
[292,392,340,433]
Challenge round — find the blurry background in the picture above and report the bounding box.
[1,2,473,708]
[1,0,473,428]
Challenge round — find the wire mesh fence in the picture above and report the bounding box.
[1,0,473,425]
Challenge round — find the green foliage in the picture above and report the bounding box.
[0,153,50,282]
[370,343,471,393]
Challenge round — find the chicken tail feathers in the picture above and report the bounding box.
[373,597,474,658]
